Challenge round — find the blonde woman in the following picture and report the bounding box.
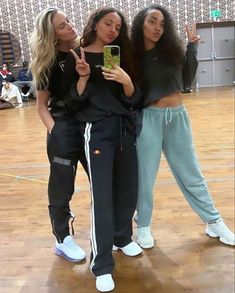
[30,7,87,262]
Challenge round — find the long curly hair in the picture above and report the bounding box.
[29,7,79,89]
[131,5,185,82]
[80,6,135,78]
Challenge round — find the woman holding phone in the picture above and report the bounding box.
[67,6,142,292]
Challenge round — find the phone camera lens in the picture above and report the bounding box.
[111,47,119,56]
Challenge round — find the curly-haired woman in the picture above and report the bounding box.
[131,5,234,249]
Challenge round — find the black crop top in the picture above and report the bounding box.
[142,42,198,105]
[67,49,141,122]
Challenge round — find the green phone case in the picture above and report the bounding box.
[103,45,120,69]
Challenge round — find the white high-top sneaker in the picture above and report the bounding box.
[137,227,154,249]
[206,218,235,246]
[55,235,86,262]
[96,274,115,292]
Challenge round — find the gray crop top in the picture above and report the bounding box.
[143,42,198,105]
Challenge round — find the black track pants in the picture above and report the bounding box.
[83,115,138,276]
[47,114,88,243]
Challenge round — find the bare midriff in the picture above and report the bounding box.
[147,92,183,108]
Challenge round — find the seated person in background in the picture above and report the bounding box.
[0,63,15,92]
[0,79,23,109]
[0,63,15,80]
[14,61,35,101]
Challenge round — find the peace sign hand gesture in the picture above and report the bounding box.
[70,47,90,78]
[186,23,200,44]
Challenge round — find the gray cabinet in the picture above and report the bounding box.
[214,59,235,86]
[196,21,235,87]
[197,61,213,86]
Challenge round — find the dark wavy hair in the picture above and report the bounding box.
[80,6,134,78]
[131,5,185,82]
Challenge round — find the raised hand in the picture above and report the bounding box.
[102,65,131,86]
[186,23,200,44]
[70,47,90,77]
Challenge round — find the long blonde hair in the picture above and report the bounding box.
[29,7,80,89]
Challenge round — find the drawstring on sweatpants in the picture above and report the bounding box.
[165,107,173,125]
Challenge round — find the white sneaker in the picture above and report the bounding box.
[206,218,235,246]
[96,274,115,292]
[55,235,86,262]
[15,104,23,108]
[137,227,154,249]
[113,241,142,256]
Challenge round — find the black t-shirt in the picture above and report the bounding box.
[38,50,78,114]
[67,49,141,122]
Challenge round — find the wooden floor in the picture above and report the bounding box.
[0,87,234,293]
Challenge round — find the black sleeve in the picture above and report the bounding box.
[182,42,198,90]
[69,81,91,102]
[36,80,47,91]
[120,84,143,107]
[36,69,50,91]
[64,80,92,112]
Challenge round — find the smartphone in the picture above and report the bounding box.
[103,45,120,69]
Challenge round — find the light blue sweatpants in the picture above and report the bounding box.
[136,105,220,227]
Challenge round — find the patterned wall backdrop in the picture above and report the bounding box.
[0,0,235,64]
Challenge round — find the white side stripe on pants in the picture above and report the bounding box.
[84,123,97,273]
